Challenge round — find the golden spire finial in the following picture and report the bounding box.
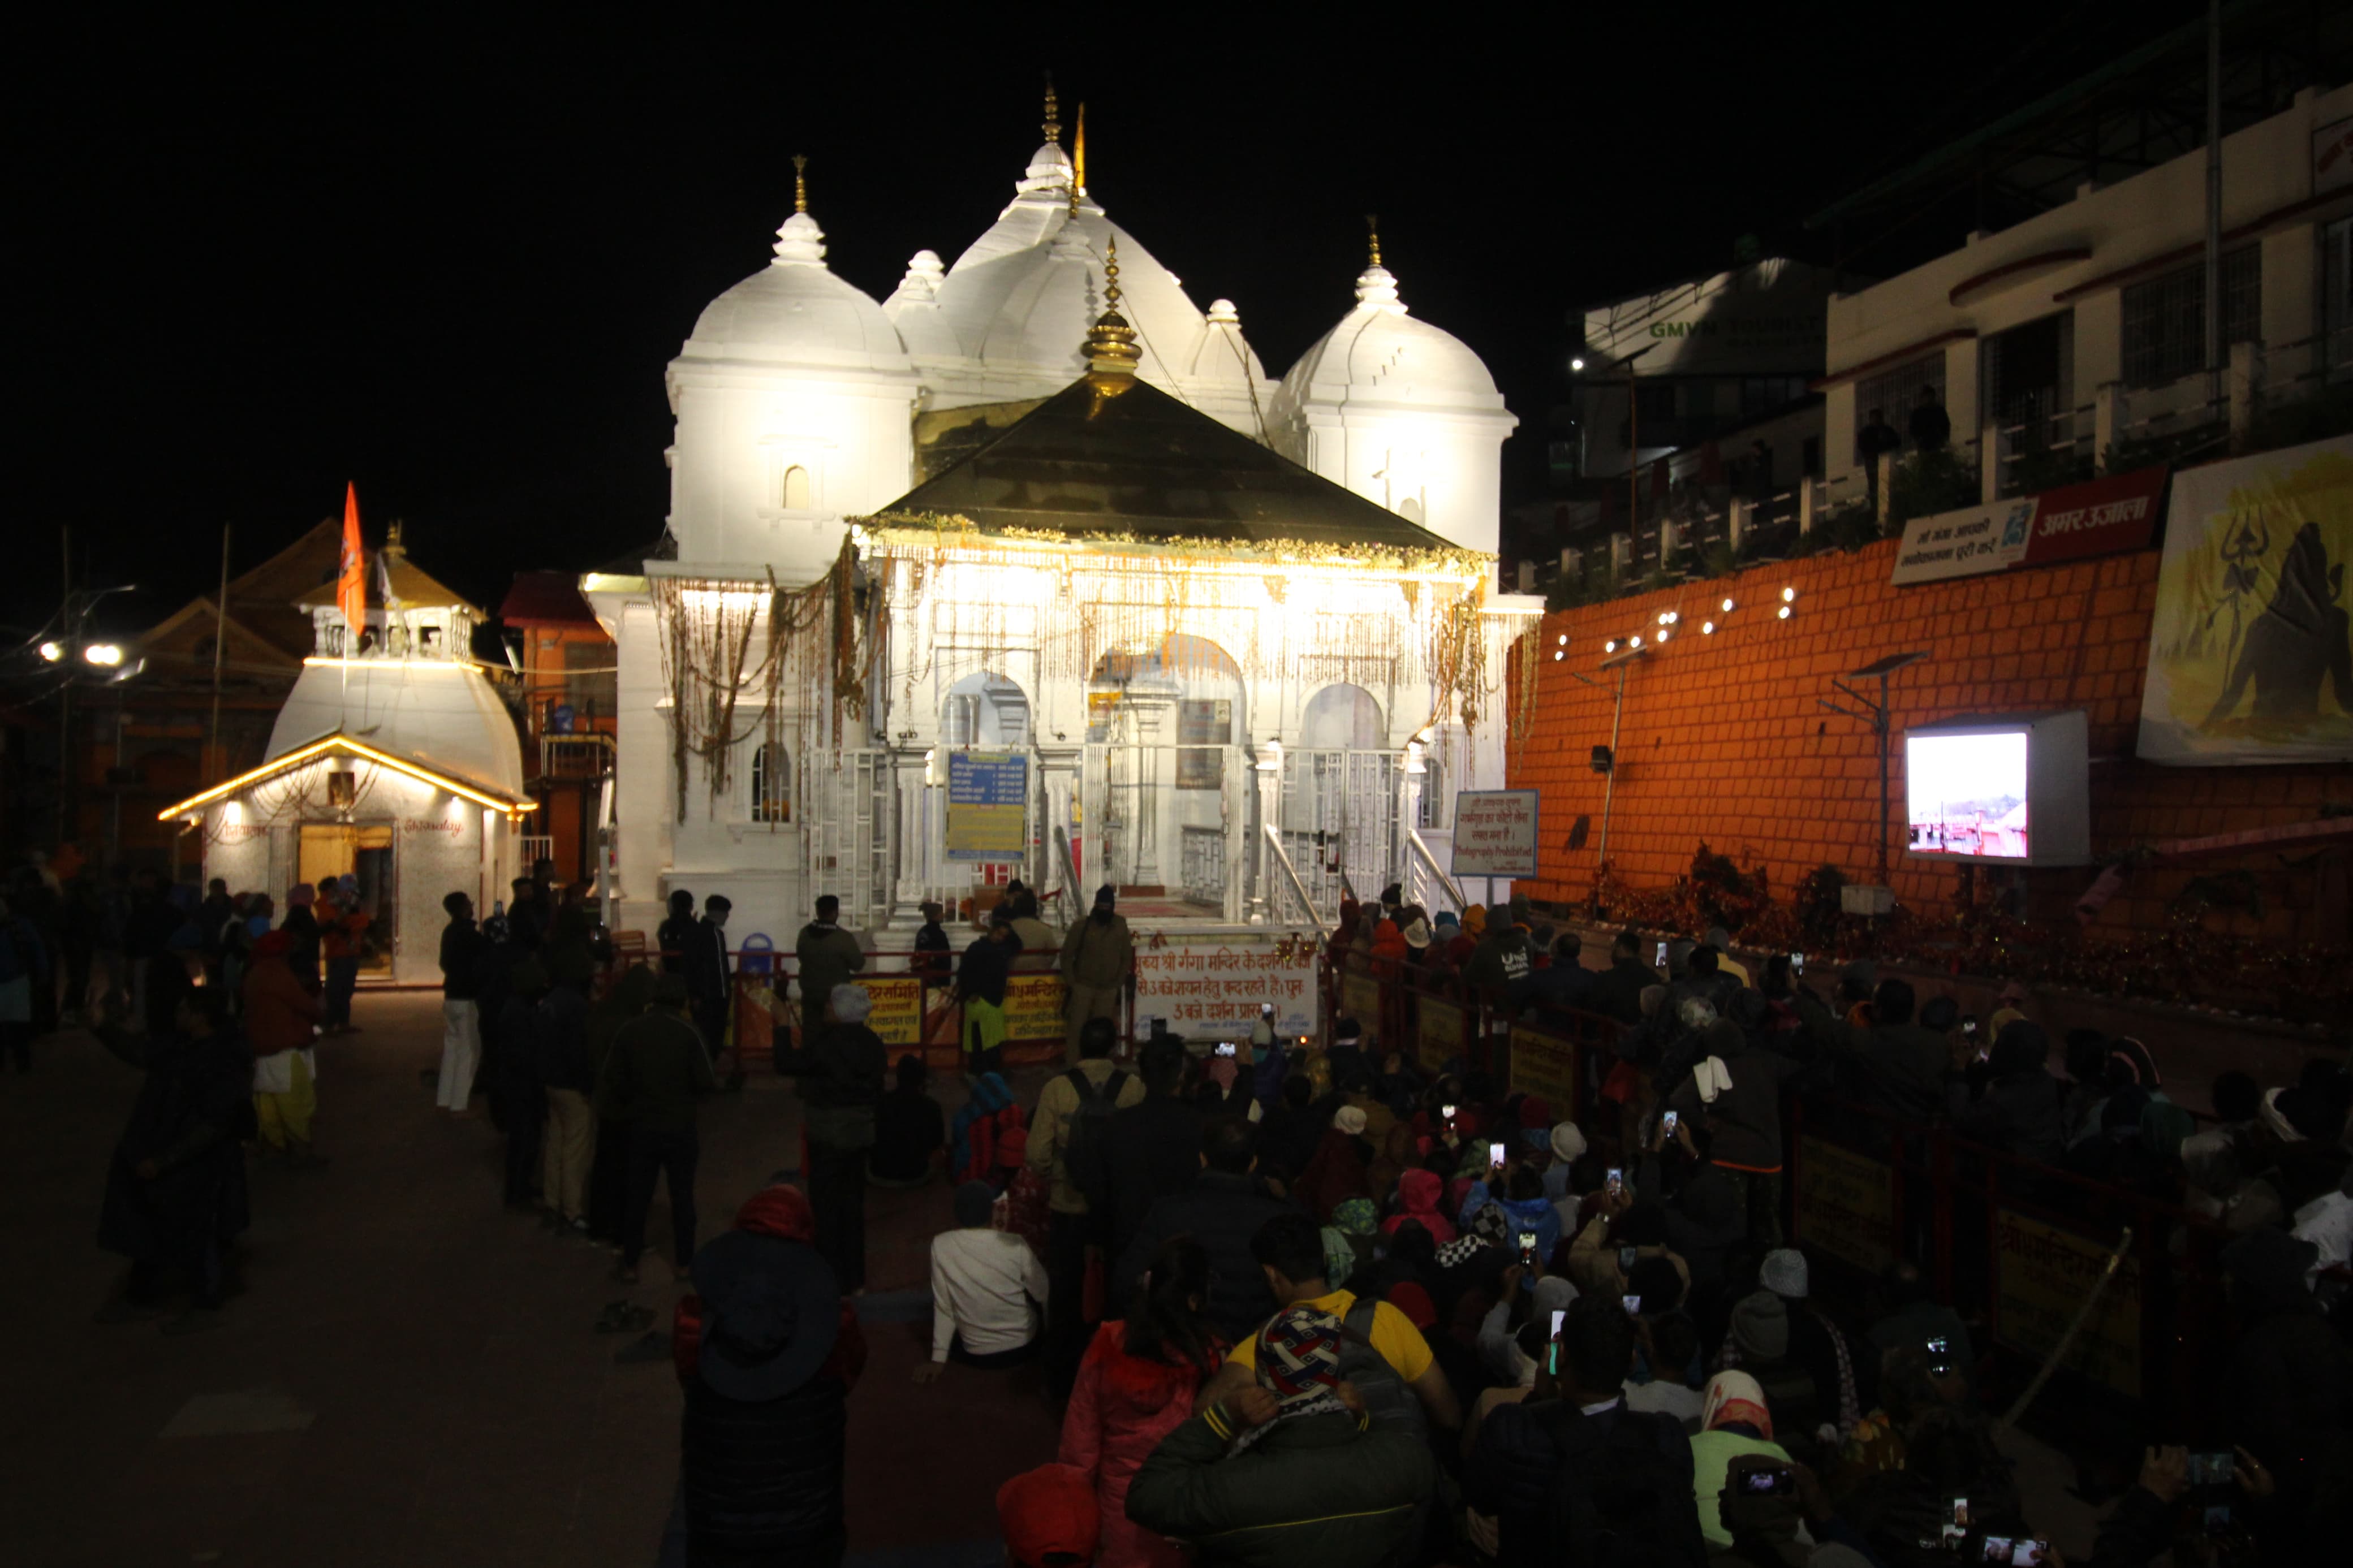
[1074,103,1087,191]
[1042,75,1060,145]
[1366,213,1381,269]
[793,155,809,215]
[1085,234,1141,377]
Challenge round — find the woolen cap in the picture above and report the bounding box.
[1550,1121,1588,1163]
[1760,1247,1808,1299]
[1093,885,1117,908]
[1333,1104,1368,1135]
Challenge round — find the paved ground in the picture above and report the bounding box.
[3,990,2116,1566]
[0,991,1059,1568]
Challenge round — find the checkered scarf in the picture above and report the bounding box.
[1231,1307,1348,1452]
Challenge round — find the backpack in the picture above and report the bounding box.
[1060,1067,1129,1212]
[1540,1402,1705,1568]
[1337,1297,1428,1444]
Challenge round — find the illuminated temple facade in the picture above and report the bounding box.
[586,98,1539,945]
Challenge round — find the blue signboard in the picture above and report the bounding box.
[947,750,1027,861]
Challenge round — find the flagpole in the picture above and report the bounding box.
[208,524,230,783]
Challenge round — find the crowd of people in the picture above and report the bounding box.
[23,843,2353,1565]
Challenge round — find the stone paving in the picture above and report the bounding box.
[0,990,1059,1567]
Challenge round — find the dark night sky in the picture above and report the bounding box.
[13,3,2209,637]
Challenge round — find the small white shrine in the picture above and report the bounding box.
[160,538,535,984]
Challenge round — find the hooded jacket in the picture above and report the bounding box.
[1125,1404,1433,1568]
[1060,1321,1217,1568]
[1060,912,1136,990]
[1382,1167,1458,1245]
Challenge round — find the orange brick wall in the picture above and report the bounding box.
[1506,537,2353,943]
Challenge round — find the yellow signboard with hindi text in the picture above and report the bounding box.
[1507,1025,1578,1108]
[1993,1212,2141,1399]
[1416,998,1467,1073]
[860,976,924,1048]
[1791,1135,1897,1276]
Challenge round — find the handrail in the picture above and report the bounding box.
[1053,823,1085,933]
[1404,828,1466,913]
[1262,823,1320,926]
[1333,830,1358,905]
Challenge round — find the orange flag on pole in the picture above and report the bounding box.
[337,483,365,642]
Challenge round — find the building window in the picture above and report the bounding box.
[751,743,790,823]
[2122,245,2260,389]
[782,465,812,510]
[1852,356,1946,463]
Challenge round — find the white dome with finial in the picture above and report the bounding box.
[682,161,909,372]
[1272,250,1502,413]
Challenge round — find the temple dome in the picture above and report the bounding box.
[1272,262,1501,416]
[682,208,909,371]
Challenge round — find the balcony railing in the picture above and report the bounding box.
[538,733,615,781]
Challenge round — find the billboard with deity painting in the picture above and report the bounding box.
[2137,436,2353,764]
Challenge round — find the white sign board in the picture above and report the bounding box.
[1451,789,1540,878]
[1890,497,2033,584]
[1133,936,1320,1040]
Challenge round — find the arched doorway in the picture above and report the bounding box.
[1085,635,1246,910]
[941,671,1032,748]
[1285,684,1397,911]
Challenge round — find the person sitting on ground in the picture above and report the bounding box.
[1291,1103,1374,1223]
[1626,1307,1706,1434]
[1124,1305,1437,1568]
[1107,1038,1203,1261]
[1463,1291,1709,1568]
[1194,1043,1261,1123]
[1721,1290,1826,1464]
[1115,1116,1296,1341]
[1058,1238,1224,1568]
[665,1181,867,1568]
[1690,1369,1795,1551]
[917,1180,1049,1382]
[1865,1261,1974,1392]
[1733,1248,1869,1438]
[868,1053,946,1189]
[1192,1211,1462,1432]
[1839,1404,2030,1568]
[1567,1187,1692,1303]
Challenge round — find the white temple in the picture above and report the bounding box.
[585,95,1539,978]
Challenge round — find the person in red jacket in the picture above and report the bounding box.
[1058,1237,1224,1568]
[242,930,324,1162]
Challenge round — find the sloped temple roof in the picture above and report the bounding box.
[869,374,1464,552]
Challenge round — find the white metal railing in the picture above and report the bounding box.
[519,835,553,866]
[1404,828,1466,916]
[1262,824,1320,927]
